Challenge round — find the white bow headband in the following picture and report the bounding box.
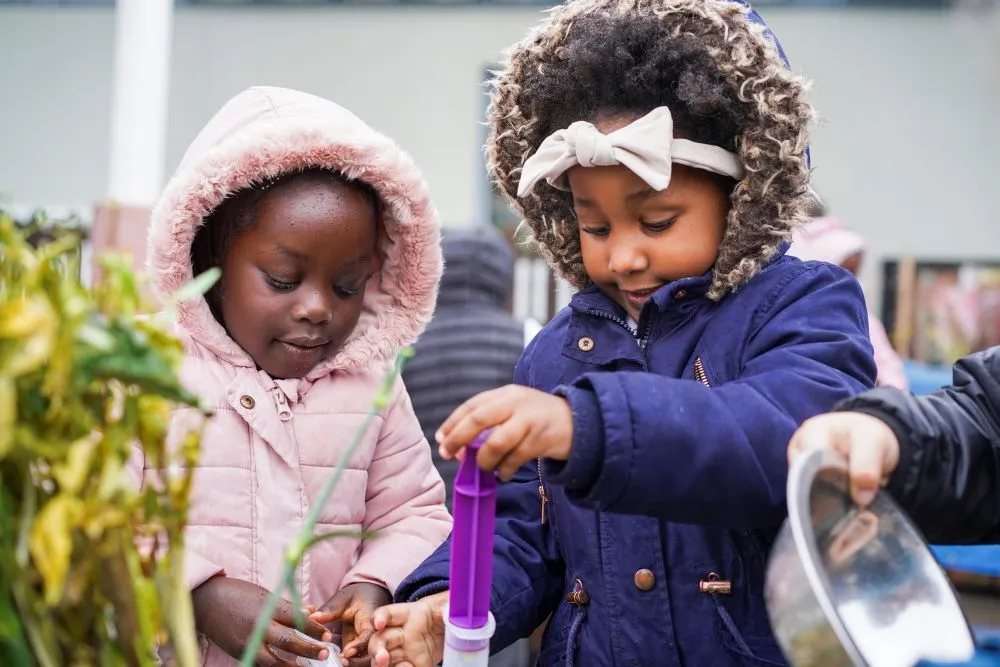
[516,106,746,198]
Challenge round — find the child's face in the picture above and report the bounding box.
[841,252,863,277]
[216,178,378,379]
[567,117,730,320]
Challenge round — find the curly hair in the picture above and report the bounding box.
[487,0,815,300]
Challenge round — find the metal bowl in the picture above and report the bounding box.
[764,447,977,667]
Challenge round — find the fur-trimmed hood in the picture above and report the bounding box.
[146,86,442,378]
[487,0,814,300]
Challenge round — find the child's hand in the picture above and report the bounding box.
[368,591,448,667]
[788,412,901,507]
[436,385,573,481]
[311,582,393,666]
[191,576,333,667]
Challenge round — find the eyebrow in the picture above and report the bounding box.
[269,245,370,269]
[271,245,306,260]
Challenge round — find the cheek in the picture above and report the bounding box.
[337,300,367,336]
[219,275,280,335]
[578,234,609,275]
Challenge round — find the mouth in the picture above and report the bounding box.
[278,337,330,350]
[619,286,662,312]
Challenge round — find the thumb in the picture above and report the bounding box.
[313,588,352,624]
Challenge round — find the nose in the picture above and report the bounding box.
[291,288,333,325]
[607,236,649,275]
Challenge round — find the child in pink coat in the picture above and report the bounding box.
[139,86,452,666]
[788,215,910,390]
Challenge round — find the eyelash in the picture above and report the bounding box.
[581,217,678,237]
[264,274,297,292]
[263,274,362,299]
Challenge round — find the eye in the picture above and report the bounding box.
[334,284,364,299]
[264,273,298,292]
[642,216,679,233]
[581,225,610,238]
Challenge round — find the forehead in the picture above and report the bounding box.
[235,177,377,260]
[568,163,719,205]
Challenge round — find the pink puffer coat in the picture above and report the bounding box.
[139,86,453,665]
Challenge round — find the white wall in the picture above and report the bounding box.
[1,3,998,301]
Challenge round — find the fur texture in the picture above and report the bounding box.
[486,0,815,300]
[146,86,443,378]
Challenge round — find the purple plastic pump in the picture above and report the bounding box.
[447,432,497,630]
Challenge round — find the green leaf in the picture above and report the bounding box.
[170,268,221,305]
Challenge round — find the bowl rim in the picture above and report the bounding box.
[785,447,976,667]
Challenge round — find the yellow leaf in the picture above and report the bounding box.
[0,297,55,339]
[29,494,83,606]
[0,377,14,457]
[3,332,54,377]
[52,435,98,495]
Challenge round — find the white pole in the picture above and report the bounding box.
[106,0,174,207]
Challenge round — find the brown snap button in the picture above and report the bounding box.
[239,395,255,410]
[675,289,687,299]
[577,336,595,352]
[634,569,656,591]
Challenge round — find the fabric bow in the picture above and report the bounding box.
[516,106,745,198]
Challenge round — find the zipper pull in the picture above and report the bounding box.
[539,484,548,525]
[536,458,548,525]
[272,388,293,422]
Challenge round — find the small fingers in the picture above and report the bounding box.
[369,626,406,659]
[256,645,297,667]
[266,621,330,661]
[437,388,516,458]
[371,603,414,632]
[845,420,893,506]
[477,418,530,475]
[275,602,333,643]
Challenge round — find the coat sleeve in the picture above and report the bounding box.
[341,376,453,594]
[545,263,876,529]
[837,347,1000,544]
[394,345,565,652]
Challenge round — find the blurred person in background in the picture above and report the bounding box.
[401,224,532,667]
[788,202,910,390]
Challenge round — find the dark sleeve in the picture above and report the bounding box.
[394,341,565,652]
[837,347,1000,544]
[544,264,876,529]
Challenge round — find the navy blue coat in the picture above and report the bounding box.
[397,254,876,667]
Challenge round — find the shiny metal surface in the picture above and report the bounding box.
[765,447,977,667]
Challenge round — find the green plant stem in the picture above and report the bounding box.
[238,351,411,667]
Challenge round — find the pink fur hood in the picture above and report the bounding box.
[146,86,443,376]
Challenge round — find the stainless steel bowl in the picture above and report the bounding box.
[764,447,977,667]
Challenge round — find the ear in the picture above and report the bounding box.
[368,243,384,278]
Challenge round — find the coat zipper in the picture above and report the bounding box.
[694,357,711,388]
[272,388,293,422]
[537,458,548,525]
[586,308,636,336]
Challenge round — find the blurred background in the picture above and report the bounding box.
[2,0,1000,363]
[2,0,1000,646]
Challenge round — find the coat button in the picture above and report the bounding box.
[675,289,687,299]
[634,569,656,591]
[240,395,255,410]
[577,336,595,352]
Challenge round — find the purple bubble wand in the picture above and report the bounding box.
[443,432,497,667]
